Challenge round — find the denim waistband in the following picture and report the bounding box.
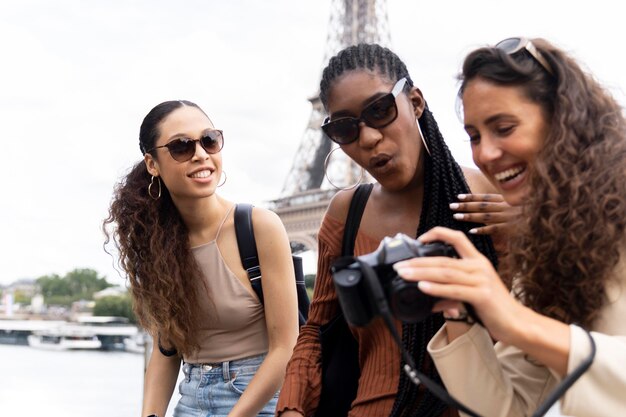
[182,353,266,382]
[183,360,229,381]
[184,352,266,368]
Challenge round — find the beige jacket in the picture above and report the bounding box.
[427,253,626,417]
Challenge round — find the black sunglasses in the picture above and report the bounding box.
[495,37,554,75]
[321,77,408,145]
[147,130,224,162]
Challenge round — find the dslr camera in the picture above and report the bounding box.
[331,233,458,326]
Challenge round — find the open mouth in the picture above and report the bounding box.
[494,165,525,183]
[370,154,391,170]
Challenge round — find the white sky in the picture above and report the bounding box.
[1,0,625,287]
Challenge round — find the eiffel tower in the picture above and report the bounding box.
[268,0,392,253]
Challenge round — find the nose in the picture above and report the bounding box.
[357,121,383,149]
[191,140,211,161]
[472,135,502,166]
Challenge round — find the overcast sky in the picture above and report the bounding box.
[1,0,625,287]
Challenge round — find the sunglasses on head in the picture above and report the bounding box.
[147,130,224,162]
[495,37,554,76]
[321,77,408,145]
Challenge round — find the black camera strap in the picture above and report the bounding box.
[530,329,596,417]
[353,258,597,417]
[353,258,483,417]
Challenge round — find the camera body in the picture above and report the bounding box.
[331,233,458,326]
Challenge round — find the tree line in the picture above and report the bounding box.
[35,268,136,323]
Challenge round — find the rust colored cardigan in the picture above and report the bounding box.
[276,214,456,417]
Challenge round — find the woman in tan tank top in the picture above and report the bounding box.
[104,100,299,417]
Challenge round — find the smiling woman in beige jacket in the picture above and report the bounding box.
[394,37,626,417]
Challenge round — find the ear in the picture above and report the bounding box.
[408,86,426,119]
[144,153,160,177]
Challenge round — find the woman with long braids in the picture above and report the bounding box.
[277,44,500,417]
[396,37,626,416]
[103,100,299,417]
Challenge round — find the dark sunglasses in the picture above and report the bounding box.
[495,37,554,75]
[321,77,408,145]
[147,130,224,162]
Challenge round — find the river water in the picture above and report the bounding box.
[0,344,567,417]
[0,344,181,417]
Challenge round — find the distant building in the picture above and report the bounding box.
[8,278,38,298]
[71,299,96,319]
[1,278,40,317]
[93,286,128,299]
[1,292,14,316]
[31,294,45,314]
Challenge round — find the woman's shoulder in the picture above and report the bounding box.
[240,204,286,237]
[461,166,497,194]
[325,187,361,222]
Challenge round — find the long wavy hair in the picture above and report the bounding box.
[321,43,498,417]
[459,38,626,329]
[103,100,212,355]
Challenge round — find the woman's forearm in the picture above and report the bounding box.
[506,306,570,376]
[444,306,571,376]
[228,346,294,417]
[141,349,181,417]
[444,321,473,343]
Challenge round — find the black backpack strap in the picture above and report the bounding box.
[234,204,264,304]
[316,183,373,417]
[342,183,374,256]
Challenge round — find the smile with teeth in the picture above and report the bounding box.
[190,170,212,178]
[494,166,525,182]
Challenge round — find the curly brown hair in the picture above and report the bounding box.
[103,100,213,355]
[459,38,626,329]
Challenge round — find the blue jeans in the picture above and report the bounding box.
[173,353,278,417]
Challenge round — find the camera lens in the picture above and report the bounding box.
[389,276,437,323]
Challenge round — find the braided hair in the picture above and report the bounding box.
[320,44,498,417]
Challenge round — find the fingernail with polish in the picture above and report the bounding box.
[453,213,464,220]
[418,281,431,290]
[392,262,405,270]
[395,268,411,278]
[457,194,468,200]
[469,228,477,234]
[449,203,459,210]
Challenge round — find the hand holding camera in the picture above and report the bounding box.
[392,226,527,346]
[331,232,480,327]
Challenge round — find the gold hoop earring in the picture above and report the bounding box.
[417,117,431,157]
[148,175,162,200]
[218,171,227,187]
[324,147,364,191]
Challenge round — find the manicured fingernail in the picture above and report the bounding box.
[453,213,464,220]
[457,194,468,200]
[418,281,431,290]
[394,268,411,278]
[469,228,477,234]
[449,203,460,209]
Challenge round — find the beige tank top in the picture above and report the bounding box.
[184,205,269,363]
